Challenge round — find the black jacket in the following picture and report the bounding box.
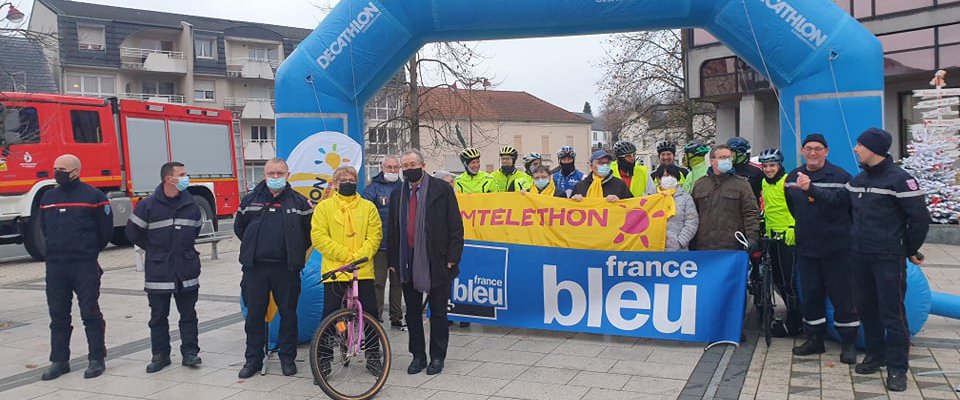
[361,172,402,251]
[847,156,930,257]
[387,175,464,289]
[125,185,202,293]
[235,181,313,270]
[785,160,852,257]
[40,180,112,263]
[572,174,634,199]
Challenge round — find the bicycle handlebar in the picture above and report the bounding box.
[321,257,370,281]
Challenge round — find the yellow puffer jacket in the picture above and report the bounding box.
[311,193,382,283]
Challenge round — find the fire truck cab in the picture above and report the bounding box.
[0,93,240,261]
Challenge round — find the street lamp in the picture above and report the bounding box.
[1,3,25,24]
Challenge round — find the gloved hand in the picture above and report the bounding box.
[785,228,796,246]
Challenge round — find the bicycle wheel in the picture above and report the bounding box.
[310,308,391,400]
[760,263,774,347]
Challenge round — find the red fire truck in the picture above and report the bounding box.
[0,92,241,261]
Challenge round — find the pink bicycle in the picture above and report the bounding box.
[309,257,391,400]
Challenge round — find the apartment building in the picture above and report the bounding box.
[684,0,960,158]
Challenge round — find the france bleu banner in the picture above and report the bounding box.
[447,193,749,344]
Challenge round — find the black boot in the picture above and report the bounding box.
[886,369,907,392]
[792,335,825,356]
[41,362,71,381]
[855,355,884,375]
[181,354,202,367]
[146,354,171,373]
[238,363,260,379]
[84,359,105,379]
[840,343,858,365]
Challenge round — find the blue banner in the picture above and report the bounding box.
[447,242,749,344]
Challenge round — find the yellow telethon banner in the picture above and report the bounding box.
[457,192,676,251]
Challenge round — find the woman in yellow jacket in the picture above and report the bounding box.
[311,166,382,320]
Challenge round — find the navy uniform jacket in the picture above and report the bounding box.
[40,181,112,263]
[125,185,202,293]
[784,160,853,258]
[234,181,313,270]
[847,156,930,257]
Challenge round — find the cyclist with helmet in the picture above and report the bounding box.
[491,146,532,192]
[610,141,656,197]
[522,152,542,176]
[758,148,802,338]
[726,137,764,203]
[454,148,497,194]
[681,140,711,193]
[652,141,689,185]
[552,146,584,198]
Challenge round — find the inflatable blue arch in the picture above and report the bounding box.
[270,0,960,345]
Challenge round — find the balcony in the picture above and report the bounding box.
[224,97,275,119]
[243,139,276,161]
[120,47,187,74]
[119,93,186,104]
[226,58,280,80]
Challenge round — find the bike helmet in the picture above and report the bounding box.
[557,145,576,160]
[684,140,710,157]
[499,146,519,160]
[656,141,676,155]
[460,148,482,164]
[522,152,542,170]
[757,148,784,164]
[613,141,637,157]
[726,137,751,156]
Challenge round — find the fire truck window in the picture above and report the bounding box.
[2,107,40,145]
[70,110,102,143]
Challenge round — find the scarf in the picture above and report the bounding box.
[657,187,677,197]
[535,179,556,197]
[334,193,362,253]
[586,173,605,198]
[399,177,432,293]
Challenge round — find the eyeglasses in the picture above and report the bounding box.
[803,146,826,153]
[401,163,422,169]
[715,155,733,160]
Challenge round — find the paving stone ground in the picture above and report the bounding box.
[0,238,957,400]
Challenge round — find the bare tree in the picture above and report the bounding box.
[599,29,715,147]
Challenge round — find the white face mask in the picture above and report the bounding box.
[660,176,678,190]
[384,172,400,182]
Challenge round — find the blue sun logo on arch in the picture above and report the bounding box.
[313,144,351,169]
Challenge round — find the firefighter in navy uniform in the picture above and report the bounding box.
[784,134,860,365]
[39,154,112,381]
[847,128,930,392]
[234,158,313,379]
[126,161,205,373]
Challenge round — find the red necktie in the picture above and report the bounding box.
[407,186,418,249]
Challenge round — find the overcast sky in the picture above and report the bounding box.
[14,0,612,113]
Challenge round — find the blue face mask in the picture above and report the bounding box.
[266,177,287,191]
[175,176,190,192]
[717,159,734,174]
[597,164,612,177]
[534,178,550,189]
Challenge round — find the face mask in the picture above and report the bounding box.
[338,182,357,196]
[175,176,190,192]
[383,172,399,182]
[266,177,287,191]
[534,178,550,189]
[717,159,734,174]
[597,164,612,177]
[55,170,77,187]
[403,168,423,183]
[560,162,575,175]
[660,176,678,190]
[500,165,516,175]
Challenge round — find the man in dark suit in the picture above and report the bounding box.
[388,149,464,376]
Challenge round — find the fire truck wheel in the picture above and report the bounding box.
[22,215,46,262]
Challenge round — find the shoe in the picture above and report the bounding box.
[840,343,858,365]
[426,359,444,375]
[771,319,790,338]
[792,336,825,356]
[459,322,470,328]
[146,355,171,373]
[83,359,105,379]
[281,361,297,376]
[407,357,427,374]
[391,320,407,331]
[238,364,260,379]
[366,358,384,376]
[855,355,884,375]
[886,369,907,391]
[181,354,202,367]
[40,362,71,381]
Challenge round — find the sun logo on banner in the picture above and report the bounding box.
[614,197,668,248]
[286,132,364,202]
[313,144,352,168]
